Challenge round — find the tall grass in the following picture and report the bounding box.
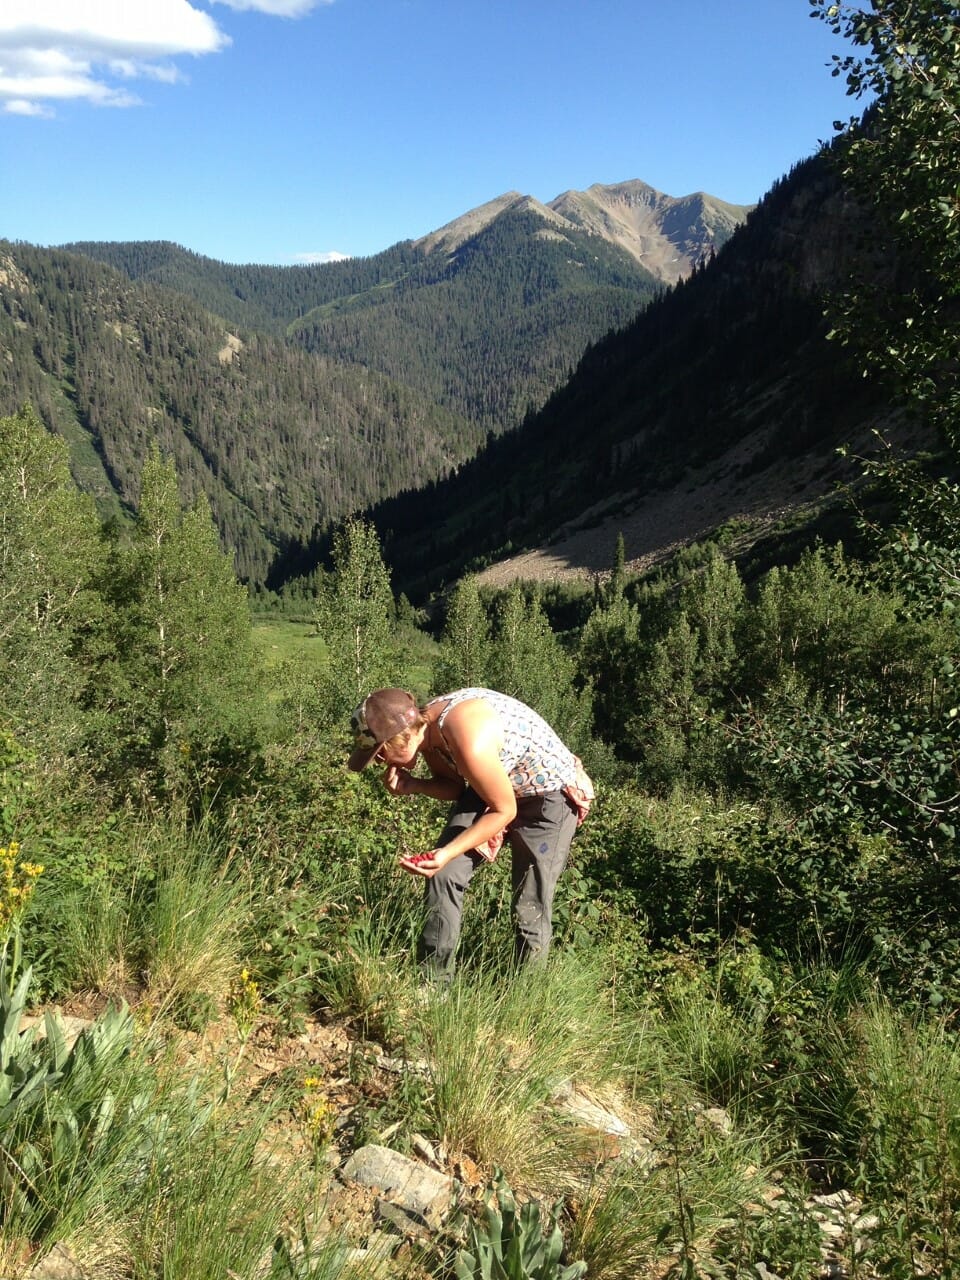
[811,994,960,1275]
[594,958,960,1278]
[415,951,625,1187]
[569,1121,780,1280]
[626,946,873,1131]
[137,841,252,1024]
[38,823,253,1026]
[128,1086,302,1280]
[44,875,136,999]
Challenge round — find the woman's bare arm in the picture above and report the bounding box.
[384,764,462,802]
[413,700,516,869]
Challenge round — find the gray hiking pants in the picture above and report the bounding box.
[417,786,578,978]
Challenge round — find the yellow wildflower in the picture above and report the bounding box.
[300,1075,334,1148]
[227,965,262,1040]
[0,843,43,934]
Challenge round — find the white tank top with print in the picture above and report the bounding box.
[428,688,577,797]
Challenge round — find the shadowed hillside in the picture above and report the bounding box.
[317,152,918,602]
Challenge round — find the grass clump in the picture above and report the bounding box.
[569,1121,790,1280]
[29,818,254,1024]
[415,952,623,1188]
[808,995,960,1276]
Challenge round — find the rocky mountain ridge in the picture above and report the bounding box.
[414,179,752,283]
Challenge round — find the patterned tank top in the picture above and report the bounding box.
[427,688,577,798]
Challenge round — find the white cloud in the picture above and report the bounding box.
[293,250,351,264]
[0,70,139,108]
[0,0,228,115]
[214,0,332,16]
[4,97,55,117]
[109,59,185,85]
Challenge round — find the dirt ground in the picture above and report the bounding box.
[476,423,851,590]
[170,1006,490,1257]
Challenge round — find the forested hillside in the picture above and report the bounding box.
[0,243,477,580]
[288,205,661,433]
[65,193,668,437]
[55,237,427,337]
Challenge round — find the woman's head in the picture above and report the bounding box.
[376,719,427,767]
[348,688,424,771]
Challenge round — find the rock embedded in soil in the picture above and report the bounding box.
[341,1144,456,1227]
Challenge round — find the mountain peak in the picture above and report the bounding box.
[413,192,527,256]
[549,180,753,281]
[413,180,753,283]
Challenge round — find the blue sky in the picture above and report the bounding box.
[0,1,862,265]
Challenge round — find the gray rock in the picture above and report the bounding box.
[25,1243,84,1279]
[697,1105,734,1135]
[816,1219,845,1239]
[345,1231,399,1269]
[550,1082,631,1137]
[375,1053,431,1077]
[341,1144,455,1227]
[411,1132,443,1168]
[20,1014,93,1053]
[811,1190,858,1211]
[375,1197,434,1242]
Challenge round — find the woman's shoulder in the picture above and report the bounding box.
[439,692,503,744]
[427,688,490,718]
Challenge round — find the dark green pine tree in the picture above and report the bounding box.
[313,516,400,720]
[432,575,493,694]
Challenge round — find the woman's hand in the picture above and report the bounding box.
[383,765,418,796]
[398,849,448,878]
